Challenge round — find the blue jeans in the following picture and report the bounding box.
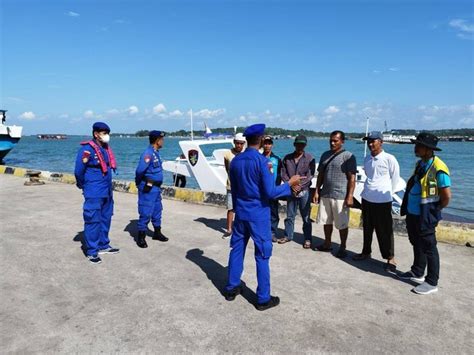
[284,190,312,241]
[269,199,280,236]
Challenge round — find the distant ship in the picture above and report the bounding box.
[382,121,416,144]
[0,110,23,162]
[37,134,67,140]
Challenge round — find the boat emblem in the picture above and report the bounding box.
[188,149,199,166]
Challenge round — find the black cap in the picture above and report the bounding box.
[410,132,441,151]
[294,135,307,144]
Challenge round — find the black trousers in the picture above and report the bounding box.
[362,199,394,259]
[406,213,439,286]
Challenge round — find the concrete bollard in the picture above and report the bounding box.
[24,170,45,186]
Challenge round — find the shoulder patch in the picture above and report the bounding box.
[144,154,151,163]
[82,150,91,163]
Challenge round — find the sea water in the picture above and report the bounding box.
[4,136,473,221]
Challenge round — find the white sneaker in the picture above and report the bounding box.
[412,282,438,295]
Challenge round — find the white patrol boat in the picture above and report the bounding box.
[0,110,23,162]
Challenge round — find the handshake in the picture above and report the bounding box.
[288,175,306,195]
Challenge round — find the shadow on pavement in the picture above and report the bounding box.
[194,217,227,234]
[186,248,257,305]
[73,231,87,256]
[336,249,416,285]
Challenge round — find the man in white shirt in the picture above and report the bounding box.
[353,131,400,273]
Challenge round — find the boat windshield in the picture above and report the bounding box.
[200,142,234,158]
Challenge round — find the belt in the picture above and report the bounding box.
[145,179,162,187]
[89,164,110,169]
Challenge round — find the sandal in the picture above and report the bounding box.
[316,244,333,252]
[277,237,290,244]
[303,240,312,249]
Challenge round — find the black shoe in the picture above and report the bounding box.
[153,227,169,242]
[136,231,148,248]
[224,285,243,301]
[335,248,347,258]
[256,296,280,311]
[87,255,102,264]
[98,247,120,254]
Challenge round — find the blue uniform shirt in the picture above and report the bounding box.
[135,145,163,186]
[407,158,451,215]
[230,147,291,221]
[74,142,113,198]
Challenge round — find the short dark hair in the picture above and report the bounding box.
[246,135,261,145]
[330,130,345,141]
[149,135,161,144]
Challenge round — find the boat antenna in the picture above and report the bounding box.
[384,120,388,133]
[364,116,369,158]
[190,109,194,141]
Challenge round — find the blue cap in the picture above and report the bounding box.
[363,131,384,141]
[149,130,166,139]
[243,123,266,137]
[92,122,110,133]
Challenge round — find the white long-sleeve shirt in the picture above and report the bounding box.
[361,150,400,203]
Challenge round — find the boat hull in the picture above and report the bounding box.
[0,135,20,162]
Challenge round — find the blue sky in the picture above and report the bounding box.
[1,0,473,134]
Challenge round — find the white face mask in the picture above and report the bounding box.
[99,133,110,143]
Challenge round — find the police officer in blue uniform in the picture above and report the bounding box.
[224,123,302,310]
[135,130,168,248]
[74,122,120,264]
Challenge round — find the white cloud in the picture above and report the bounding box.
[153,103,167,114]
[59,114,69,119]
[194,108,226,119]
[6,96,26,103]
[324,106,340,114]
[264,109,271,115]
[389,67,400,72]
[373,70,381,74]
[303,114,318,124]
[449,19,474,40]
[347,102,357,109]
[67,11,80,17]
[19,111,36,120]
[127,105,139,115]
[106,108,120,116]
[169,109,183,117]
[469,104,474,113]
[83,110,95,119]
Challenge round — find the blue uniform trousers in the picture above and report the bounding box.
[137,186,163,231]
[226,218,273,304]
[83,196,113,256]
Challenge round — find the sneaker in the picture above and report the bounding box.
[412,282,438,295]
[88,255,102,264]
[98,247,120,255]
[224,284,243,301]
[398,271,425,284]
[256,296,280,311]
[384,263,397,274]
[222,231,232,239]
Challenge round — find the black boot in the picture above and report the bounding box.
[153,227,169,242]
[136,231,148,248]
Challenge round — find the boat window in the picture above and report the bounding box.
[200,143,233,157]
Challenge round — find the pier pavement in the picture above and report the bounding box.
[0,174,472,353]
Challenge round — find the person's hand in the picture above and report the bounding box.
[313,190,319,204]
[288,175,303,187]
[344,196,354,208]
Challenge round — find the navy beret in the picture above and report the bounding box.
[243,123,266,137]
[149,130,166,139]
[92,122,110,132]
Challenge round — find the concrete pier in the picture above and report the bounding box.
[0,174,473,353]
